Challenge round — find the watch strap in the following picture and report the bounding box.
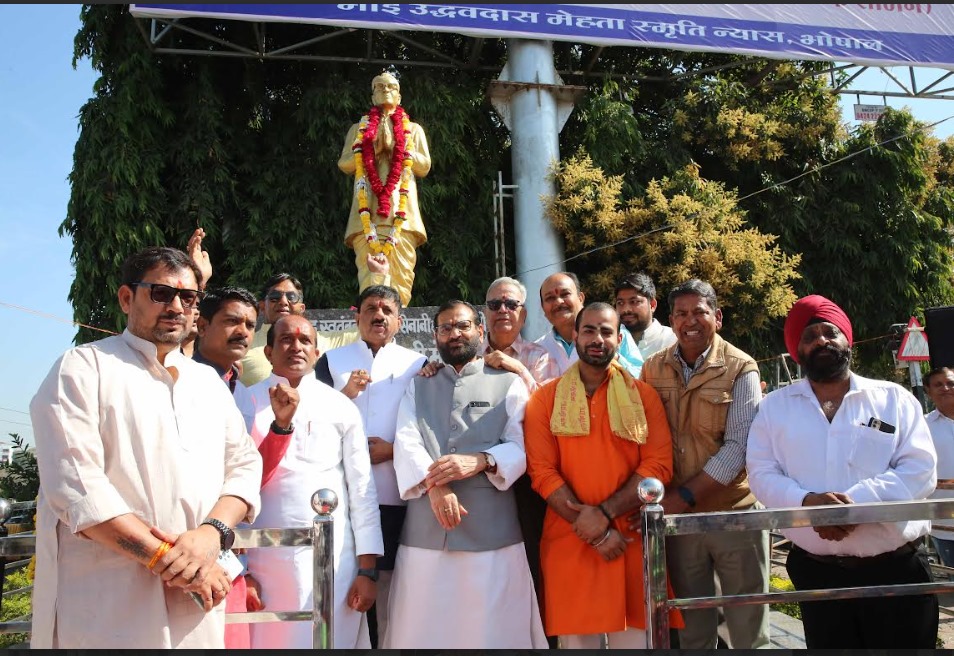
[201,517,235,550]
[357,567,379,582]
[270,420,294,435]
[677,485,697,509]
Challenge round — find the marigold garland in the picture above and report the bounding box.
[352,105,414,256]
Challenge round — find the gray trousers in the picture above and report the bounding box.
[667,528,771,649]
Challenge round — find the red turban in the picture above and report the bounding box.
[783,295,853,364]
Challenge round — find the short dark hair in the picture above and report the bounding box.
[198,286,258,321]
[260,273,303,301]
[434,300,479,331]
[668,279,718,311]
[925,366,954,388]
[356,285,402,313]
[121,247,203,289]
[265,315,314,348]
[614,272,656,302]
[575,301,620,333]
[539,271,582,303]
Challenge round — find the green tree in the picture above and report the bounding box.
[545,152,801,352]
[0,434,40,502]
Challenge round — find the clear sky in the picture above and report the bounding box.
[2,4,954,445]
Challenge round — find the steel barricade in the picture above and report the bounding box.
[0,488,338,649]
[638,478,954,648]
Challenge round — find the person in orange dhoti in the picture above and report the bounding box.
[525,302,683,648]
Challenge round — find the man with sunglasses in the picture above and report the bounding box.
[483,277,558,392]
[29,246,262,648]
[240,257,391,387]
[383,301,547,649]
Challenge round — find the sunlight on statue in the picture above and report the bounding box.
[339,71,431,307]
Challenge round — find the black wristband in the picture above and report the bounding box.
[598,503,613,522]
[270,420,294,435]
[677,485,697,508]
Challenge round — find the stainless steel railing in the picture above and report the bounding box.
[0,488,339,648]
[638,477,954,648]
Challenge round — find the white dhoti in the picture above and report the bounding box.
[382,543,548,649]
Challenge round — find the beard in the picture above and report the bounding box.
[576,341,617,368]
[801,343,851,382]
[438,335,481,366]
[621,314,650,334]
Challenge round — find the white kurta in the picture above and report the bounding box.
[382,369,547,649]
[238,374,383,649]
[325,338,426,506]
[29,330,262,649]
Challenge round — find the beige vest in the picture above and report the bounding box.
[642,333,758,512]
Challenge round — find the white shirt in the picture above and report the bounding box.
[747,373,936,557]
[29,330,262,649]
[393,361,530,500]
[634,318,677,359]
[325,339,426,506]
[927,409,954,538]
[534,329,578,377]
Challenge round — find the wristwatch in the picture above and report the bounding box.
[201,517,235,551]
[482,452,497,474]
[357,567,379,582]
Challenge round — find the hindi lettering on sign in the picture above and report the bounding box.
[800,31,884,51]
[638,19,708,39]
[509,10,538,24]
[337,3,401,15]
[546,9,574,27]
[713,26,786,42]
[575,16,625,30]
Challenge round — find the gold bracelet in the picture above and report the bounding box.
[147,541,172,571]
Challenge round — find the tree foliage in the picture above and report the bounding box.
[0,434,40,503]
[546,153,801,346]
[64,5,510,343]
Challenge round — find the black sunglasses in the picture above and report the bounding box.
[486,298,523,312]
[129,282,204,309]
[265,290,302,304]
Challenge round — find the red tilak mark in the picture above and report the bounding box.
[295,326,302,337]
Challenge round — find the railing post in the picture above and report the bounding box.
[639,477,670,649]
[311,489,338,649]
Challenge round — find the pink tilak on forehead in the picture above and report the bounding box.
[295,326,302,337]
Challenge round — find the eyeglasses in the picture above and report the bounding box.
[129,282,204,309]
[436,320,475,336]
[486,298,523,312]
[265,290,302,304]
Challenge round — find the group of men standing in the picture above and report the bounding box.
[28,237,946,649]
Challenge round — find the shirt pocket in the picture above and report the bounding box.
[293,422,341,471]
[699,389,734,433]
[847,425,897,479]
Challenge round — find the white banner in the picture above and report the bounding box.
[130,3,954,70]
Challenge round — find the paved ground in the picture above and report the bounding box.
[766,539,954,649]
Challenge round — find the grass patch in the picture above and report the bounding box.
[769,574,802,620]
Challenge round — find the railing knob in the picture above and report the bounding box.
[0,499,12,524]
[638,477,665,505]
[311,489,339,516]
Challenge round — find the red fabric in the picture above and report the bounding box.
[224,574,250,649]
[259,429,294,488]
[784,294,853,363]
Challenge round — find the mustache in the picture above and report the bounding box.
[227,338,248,346]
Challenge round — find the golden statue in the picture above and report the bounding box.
[339,72,431,307]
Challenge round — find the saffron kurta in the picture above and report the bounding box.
[525,375,681,636]
[29,330,262,649]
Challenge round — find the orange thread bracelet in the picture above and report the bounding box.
[148,541,172,571]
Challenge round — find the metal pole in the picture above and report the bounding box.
[311,489,338,649]
[639,478,670,648]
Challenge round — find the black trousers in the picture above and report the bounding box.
[786,542,938,648]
